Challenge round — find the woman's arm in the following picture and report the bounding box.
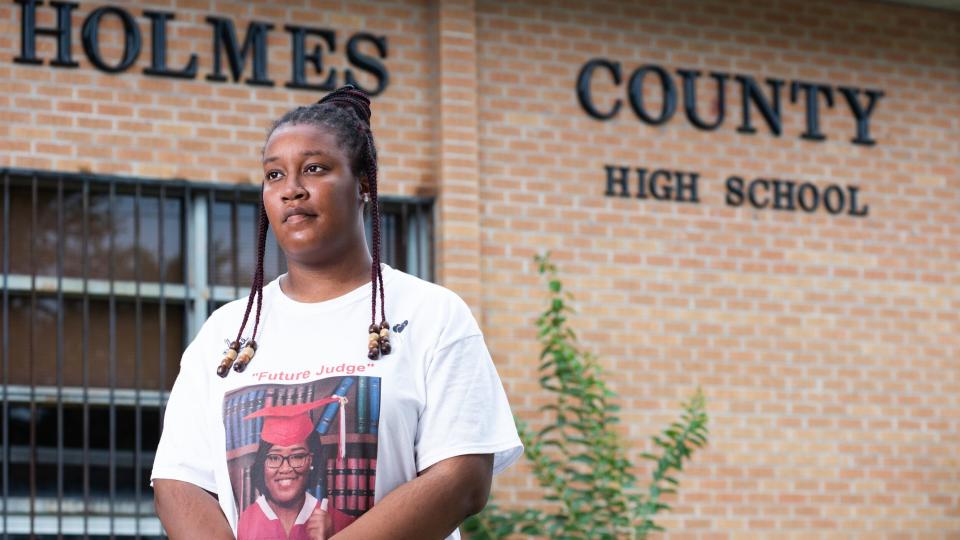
[154,479,235,540]
[332,453,494,540]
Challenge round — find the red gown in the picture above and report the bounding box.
[237,493,356,540]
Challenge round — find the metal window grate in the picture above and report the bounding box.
[0,168,433,538]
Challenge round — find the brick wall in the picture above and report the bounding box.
[0,0,436,194]
[475,0,959,537]
[2,0,958,537]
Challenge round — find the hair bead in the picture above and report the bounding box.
[217,341,241,378]
[233,340,258,373]
[215,205,267,376]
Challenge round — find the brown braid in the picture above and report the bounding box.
[367,134,386,324]
[313,86,388,336]
[219,85,388,376]
[229,204,268,374]
[250,204,268,339]
[233,204,267,343]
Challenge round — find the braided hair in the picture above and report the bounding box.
[216,85,389,377]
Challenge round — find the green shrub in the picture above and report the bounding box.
[463,254,709,539]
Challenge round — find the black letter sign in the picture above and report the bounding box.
[678,69,728,131]
[736,75,784,136]
[206,17,275,86]
[790,81,834,141]
[345,33,389,97]
[627,65,677,125]
[285,25,337,91]
[576,58,622,120]
[82,6,142,73]
[14,0,79,67]
[143,10,198,78]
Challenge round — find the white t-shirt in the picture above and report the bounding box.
[151,265,523,539]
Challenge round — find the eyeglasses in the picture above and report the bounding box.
[265,452,311,470]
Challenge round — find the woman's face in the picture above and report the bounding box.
[263,443,313,506]
[261,123,364,266]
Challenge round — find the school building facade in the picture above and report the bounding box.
[1,0,958,537]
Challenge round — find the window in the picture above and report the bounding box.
[0,168,433,538]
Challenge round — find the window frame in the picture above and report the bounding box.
[0,167,434,537]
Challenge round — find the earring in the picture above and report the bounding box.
[362,192,370,204]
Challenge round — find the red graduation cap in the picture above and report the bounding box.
[244,395,348,457]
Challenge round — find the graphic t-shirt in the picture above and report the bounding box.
[151,265,523,539]
[237,493,354,540]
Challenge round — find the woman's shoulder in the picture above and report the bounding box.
[387,268,473,316]
[192,296,252,340]
[184,294,264,357]
[386,267,482,347]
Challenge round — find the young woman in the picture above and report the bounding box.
[238,398,355,540]
[151,86,522,540]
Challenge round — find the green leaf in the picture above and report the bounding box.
[478,254,709,540]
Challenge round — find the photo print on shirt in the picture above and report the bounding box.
[222,375,380,539]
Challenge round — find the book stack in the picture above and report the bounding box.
[224,388,270,452]
[355,377,381,434]
[325,456,377,514]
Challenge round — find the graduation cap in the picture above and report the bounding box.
[244,395,348,458]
